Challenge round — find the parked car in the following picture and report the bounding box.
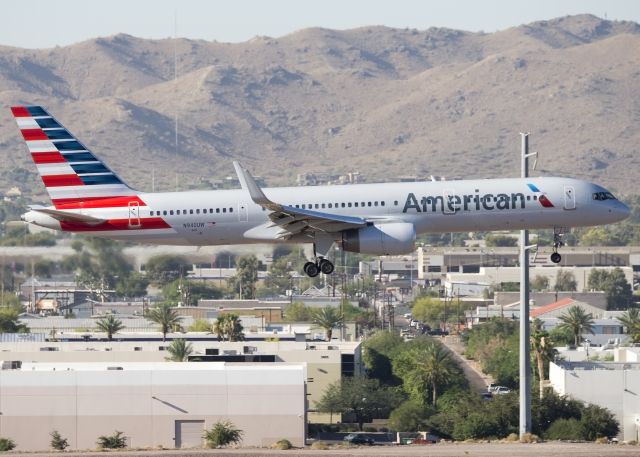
[403,313,412,319]
[493,386,512,395]
[427,328,449,336]
[344,434,374,445]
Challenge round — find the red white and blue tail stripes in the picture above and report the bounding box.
[11,106,137,208]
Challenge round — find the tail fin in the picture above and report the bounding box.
[11,106,137,208]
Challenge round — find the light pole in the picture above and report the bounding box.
[519,133,538,438]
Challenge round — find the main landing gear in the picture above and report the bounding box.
[303,258,335,277]
[550,227,566,264]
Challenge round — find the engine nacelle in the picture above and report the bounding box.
[342,222,416,255]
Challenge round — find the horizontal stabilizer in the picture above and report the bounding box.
[32,207,105,224]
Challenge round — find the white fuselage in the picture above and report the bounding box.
[25,176,629,248]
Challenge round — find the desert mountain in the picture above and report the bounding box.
[0,14,639,200]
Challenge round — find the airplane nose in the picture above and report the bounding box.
[619,202,631,220]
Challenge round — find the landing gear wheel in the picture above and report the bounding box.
[550,252,562,264]
[303,261,320,278]
[319,258,335,275]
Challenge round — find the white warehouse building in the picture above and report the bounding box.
[0,362,306,451]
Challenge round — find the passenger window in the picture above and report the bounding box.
[150,211,154,216]
[163,210,167,216]
[368,202,372,207]
[302,204,306,209]
[229,208,233,213]
[533,196,538,201]
[170,210,174,215]
[210,208,213,213]
[328,203,332,208]
[348,202,352,207]
[216,208,220,213]
[355,202,358,207]
[190,209,194,215]
[321,203,326,209]
[374,201,378,206]
[203,209,207,214]
[223,208,227,213]
[196,209,200,214]
[394,200,398,206]
[295,204,300,208]
[315,204,319,209]
[381,201,385,206]
[341,203,346,208]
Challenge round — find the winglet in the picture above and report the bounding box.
[233,161,276,208]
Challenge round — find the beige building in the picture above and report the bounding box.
[0,340,362,424]
[0,362,306,451]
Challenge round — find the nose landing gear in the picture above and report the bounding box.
[550,227,567,264]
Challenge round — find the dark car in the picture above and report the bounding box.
[427,328,449,336]
[343,434,374,445]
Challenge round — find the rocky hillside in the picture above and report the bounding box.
[0,14,639,200]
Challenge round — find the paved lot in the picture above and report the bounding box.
[15,443,640,457]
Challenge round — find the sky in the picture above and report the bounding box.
[1,0,640,49]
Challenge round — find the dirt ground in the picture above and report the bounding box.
[13,442,640,457]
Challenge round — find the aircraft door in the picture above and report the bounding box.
[238,203,248,222]
[128,201,141,227]
[443,189,458,214]
[563,186,576,210]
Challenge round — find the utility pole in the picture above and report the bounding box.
[519,133,537,438]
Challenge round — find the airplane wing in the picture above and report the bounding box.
[233,161,367,239]
[31,207,106,224]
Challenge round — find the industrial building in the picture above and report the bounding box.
[0,362,306,450]
[550,347,640,442]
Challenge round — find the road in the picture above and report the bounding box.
[15,442,640,457]
[440,335,494,393]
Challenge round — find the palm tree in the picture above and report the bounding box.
[531,319,557,399]
[419,342,456,406]
[95,315,124,341]
[166,338,193,361]
[147,304,182,341]
[213,314,244,342]
[617,308,640,344]
[557,305,595,346]
[312,307,344,341]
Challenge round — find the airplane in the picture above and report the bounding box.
[11,106,630,277]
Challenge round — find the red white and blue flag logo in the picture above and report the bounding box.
[527,183,554,208]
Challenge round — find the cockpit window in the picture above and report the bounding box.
[592,192,617,201]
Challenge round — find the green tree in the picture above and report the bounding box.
[557,306,595,346]
[228,255,260,299]
[0,307,29,333]
[214,313,244,341]
[316,381,343,424]
[393,341,458,406]
[485,234,518,247]
[50,430,69,450]
[95,315,124,341]
[162,279,222,306]
[204,420,243,448]
[166,338,193,361]
[147,304,182,341]
[362,330,405,385]
[530,275,549,292]
[617,308,640,343]
[312,307,343,341]
[263,257,293,296]
[411,297,444,327]
[96,431,127,449]
[283,302,311,321]
[319,376,399,430]
[554,269,577,292]
[387,399,434,432]
[580,404,619,440]
[188,318,213,332]
[144,255,190,285]
[115,272,149,298]
[588,268,633,310]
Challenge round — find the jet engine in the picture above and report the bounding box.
[341,222,416,255]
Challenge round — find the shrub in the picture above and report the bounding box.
[544,418,584,441]
[453,412,500,440]
[97,431,127,449]
[520,433,540,443]
[0,438,15,451]
[580,404,619,441]
[311,441,329,450]
[50,430,69,450]
[271,439,293,450]
[504,433,519,442]
[203,420,243,448]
